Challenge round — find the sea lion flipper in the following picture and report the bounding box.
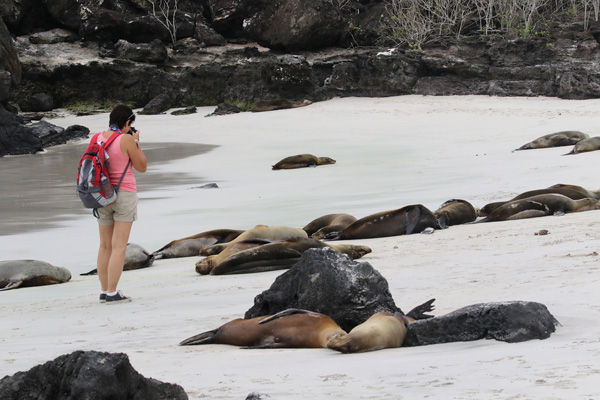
[258,308,312,324]
[179,329,218,346]
[0,280,23,291]
[406,298,436,320]
[80,268,98,276]
[404,206,422,234]
[436,216,448,230]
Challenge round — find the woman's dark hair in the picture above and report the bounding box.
[109,104,135,129]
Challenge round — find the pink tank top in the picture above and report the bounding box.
[95,132,137,192]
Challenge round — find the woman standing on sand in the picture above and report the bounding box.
[95,104,147,304]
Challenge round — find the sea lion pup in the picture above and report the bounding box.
[0,260,71,290]
[197,237,371,275]
[327,312,413,354]
[199,225,309,256]
[272,154,336,170]
[152,229,244,259]
[332,204,437,240]
[433,199,478,229]
[478,187,595,217]
[479,193,600,222]
[563,136,600,155]
[251,99,312,113]
[302,213,357,239]
[514,130,589,151]
[179,308,346,348]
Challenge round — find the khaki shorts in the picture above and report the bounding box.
[97,190,138,225]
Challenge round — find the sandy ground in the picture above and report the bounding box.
[1,95,600,399]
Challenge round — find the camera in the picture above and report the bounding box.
[130,126,137,134]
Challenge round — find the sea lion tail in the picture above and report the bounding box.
[179,329,218,346]
[326,333,353,353]
[436,216,448,230]
[404,205,422,234]
[406,298,436,320]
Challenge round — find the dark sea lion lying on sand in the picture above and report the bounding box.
[479,193,600,222]
[81,243,155,276]
[272,154,336,170]
[153,229,244,259]
[563,136,600,155]
[1,260,71,290]
[302,213,357,239]
[196,237,371,275]
[514,130,588,151]
[332,204,437,240]
[251,99,312,112]
[433,199,478,229]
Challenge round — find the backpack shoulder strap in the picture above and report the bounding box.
[95,131,123,149]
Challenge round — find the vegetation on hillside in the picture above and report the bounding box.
[383,0,600,49]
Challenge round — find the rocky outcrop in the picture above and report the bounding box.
[404,301,560,345]
[245,247,402,332]
[0,106,42,156]
[0,350,188,400]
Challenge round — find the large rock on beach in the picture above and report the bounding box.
[404,301,560,346]
[245,247,400,332]
[0,350,189,400]
[0,106,42,156]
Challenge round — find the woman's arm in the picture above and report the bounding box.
[121,132,147,173]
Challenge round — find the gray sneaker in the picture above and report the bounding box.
[106,290,132,304]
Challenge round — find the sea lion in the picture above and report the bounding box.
[199,225,308,256]
[433,199,478,229]
[272,154,336,170]
[327,312,413,353]
[478,187,595,216]
[547,183,600,199]
[80,243,155,276]
[479,193,600,222]
[152,229,244,259]
[302,213,357,239]
[563,136,600,155]
[0,260,71,290]
[179,308,346,348]
[196,237,371,275]
[251,99,312,113]
[514,130,589,151]
[333,204,437,240]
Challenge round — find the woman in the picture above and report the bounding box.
[95,104,147,304]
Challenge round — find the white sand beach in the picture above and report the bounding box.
[1,95,600,399]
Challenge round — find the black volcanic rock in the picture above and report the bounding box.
[0,350,188,400]
[0,106,42,156]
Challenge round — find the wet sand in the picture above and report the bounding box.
[0,142,216,235]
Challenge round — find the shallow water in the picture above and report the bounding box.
[0,141,216,235]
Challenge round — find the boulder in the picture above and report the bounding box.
[243,0,345,51]
[141,92,172,114]
[18,93,54,112]
[0,17,21,86]
[205,102,241,117]
[115,39,168,64]
[245,247,400,332]
[0,106,42,156]
[0,350,188,400]
[404,301,560,346]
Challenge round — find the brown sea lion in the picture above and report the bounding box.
[179,308,346,348]
[196,237,371,275]
[433,199,478,229]
[333,204,437,240]
[272,154,336,170]
[327,312,413,353]
[152,229,244,259]
[563,136,600,155]
[199,225,309,256]
[0,260,71,291]
[478,187,596,217]
[547,183,600,199]
[479,193,600,222]
[302,213,357,239]
[514,131,589,151]
[251,99,312,113]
